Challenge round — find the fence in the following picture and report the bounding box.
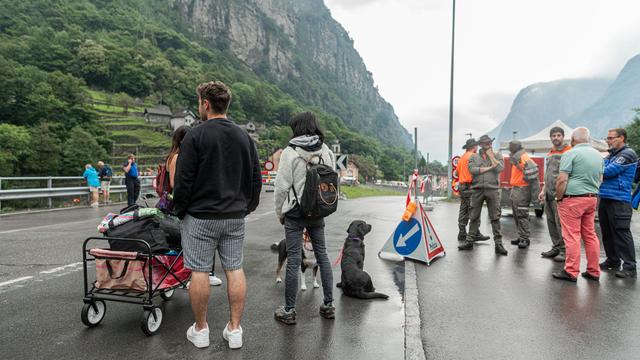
[0,176,155,213]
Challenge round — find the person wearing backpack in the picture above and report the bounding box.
[97,161,112,205]
[273,112,337,325]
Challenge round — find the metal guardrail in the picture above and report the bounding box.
[0,176,155,212]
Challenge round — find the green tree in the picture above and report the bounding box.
[0,124,32,176]
[23,123,62,176]
[61,126,108,175]
[75,40,109,87]
[626,109,640,154]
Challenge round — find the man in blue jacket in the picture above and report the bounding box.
[599,128,639,278]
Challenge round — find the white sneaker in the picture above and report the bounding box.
[186,323,210,348]
[90,202,99,207]
[209,274,222,286]
[222,322,243,349]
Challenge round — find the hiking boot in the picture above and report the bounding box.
[458,241,474,251]
[495,244,508,256]
[319,302,335,319]
[510,239,521,245]
[600,259,621,271]
[581,272,600,282]
[541,248,560,258]
[518,239,530,249]
[457,231,467,241]
[553,253,565,263]
[274,307,296,325]
[473,233,491,241]
[615,269,637,279]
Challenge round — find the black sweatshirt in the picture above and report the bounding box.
[173,117,262,219]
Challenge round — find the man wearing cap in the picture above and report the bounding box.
[457,138,490,242]
[538,127,571,260]
[508,140,539,249]
[459,135,508,255]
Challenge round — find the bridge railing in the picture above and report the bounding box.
[0,176,155,213]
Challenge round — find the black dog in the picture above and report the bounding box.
[270,229,319,290]
[336,220,389,300]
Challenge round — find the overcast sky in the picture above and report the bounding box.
[324,0,640,162]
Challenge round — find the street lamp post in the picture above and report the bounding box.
[446,0,457,198]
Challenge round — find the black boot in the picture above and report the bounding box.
[457,225,467,241]
[518,239,530,249]
[510,239,520,245]
[495,244,508,256]
[473,232,490,241]
[458,241,474,251]
[541,248,560,258]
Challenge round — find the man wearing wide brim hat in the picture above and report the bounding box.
[459,135,508,255]
[457,138,490,242]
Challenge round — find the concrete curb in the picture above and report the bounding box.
[405,260,426,360]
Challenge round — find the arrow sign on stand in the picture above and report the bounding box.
[336,155,347,171]
[397,222,420,247]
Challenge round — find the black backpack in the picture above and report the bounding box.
[292,153,339,218]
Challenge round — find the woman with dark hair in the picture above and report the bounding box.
[273,111,336,324]
[167,125,222,287]
[167,125,190,189]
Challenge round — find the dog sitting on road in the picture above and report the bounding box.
[336,220,389,300]
[270,229,319,291]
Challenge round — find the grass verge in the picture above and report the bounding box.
[341,185,404,199]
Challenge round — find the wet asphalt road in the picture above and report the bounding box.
[417,200,640,360]
[0,194,405,360]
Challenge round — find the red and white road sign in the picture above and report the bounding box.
[264,160,274,171]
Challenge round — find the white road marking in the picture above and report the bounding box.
[0,276,33,287]
[397,224,420,247]
[40,262,83,274]
[0,219,97,235]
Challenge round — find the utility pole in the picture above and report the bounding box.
[446,0,457,198]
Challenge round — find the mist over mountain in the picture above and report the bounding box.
[567,54,640,137]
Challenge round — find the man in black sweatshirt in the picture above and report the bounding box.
[174,81,261,350]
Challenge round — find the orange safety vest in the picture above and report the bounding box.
[510,152,532,187]
[458,151,474,184]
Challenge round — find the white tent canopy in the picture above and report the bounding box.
[499,119,608,155]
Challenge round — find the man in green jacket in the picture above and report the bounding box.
[458,135,508,255]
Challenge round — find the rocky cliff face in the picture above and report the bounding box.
[567,54,640,137]
[168,0,412,147]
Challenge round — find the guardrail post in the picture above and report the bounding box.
[47,177,53,208]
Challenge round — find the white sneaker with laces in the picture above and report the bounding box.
[222,322,243,349]
[186,323,210,348]
[209,274,222,286]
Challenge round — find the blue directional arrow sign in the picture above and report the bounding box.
[393,218,422,255]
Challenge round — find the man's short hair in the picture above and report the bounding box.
[549,126,564,137]
[609,128,627,142]
[196,81,232,114]
[572,127,590,143]
[127,154,135,159]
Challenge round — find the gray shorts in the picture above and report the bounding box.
[181,214,245,272]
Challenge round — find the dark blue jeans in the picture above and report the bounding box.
[284,216,333,308]
[125,177,140,206]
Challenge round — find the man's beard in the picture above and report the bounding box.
[552,140,563,147]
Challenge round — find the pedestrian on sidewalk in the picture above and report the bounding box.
[598,128,638,278]
[538,127,571,261]
[273,111,337,324]
[508,140,540,249]
[552,127,603,283]
[173,81,261,349]
[83,164,100,207]
[122,154,140,206]
[97,161,112,205]
[458,135,508,255]
[457,138,490,242]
